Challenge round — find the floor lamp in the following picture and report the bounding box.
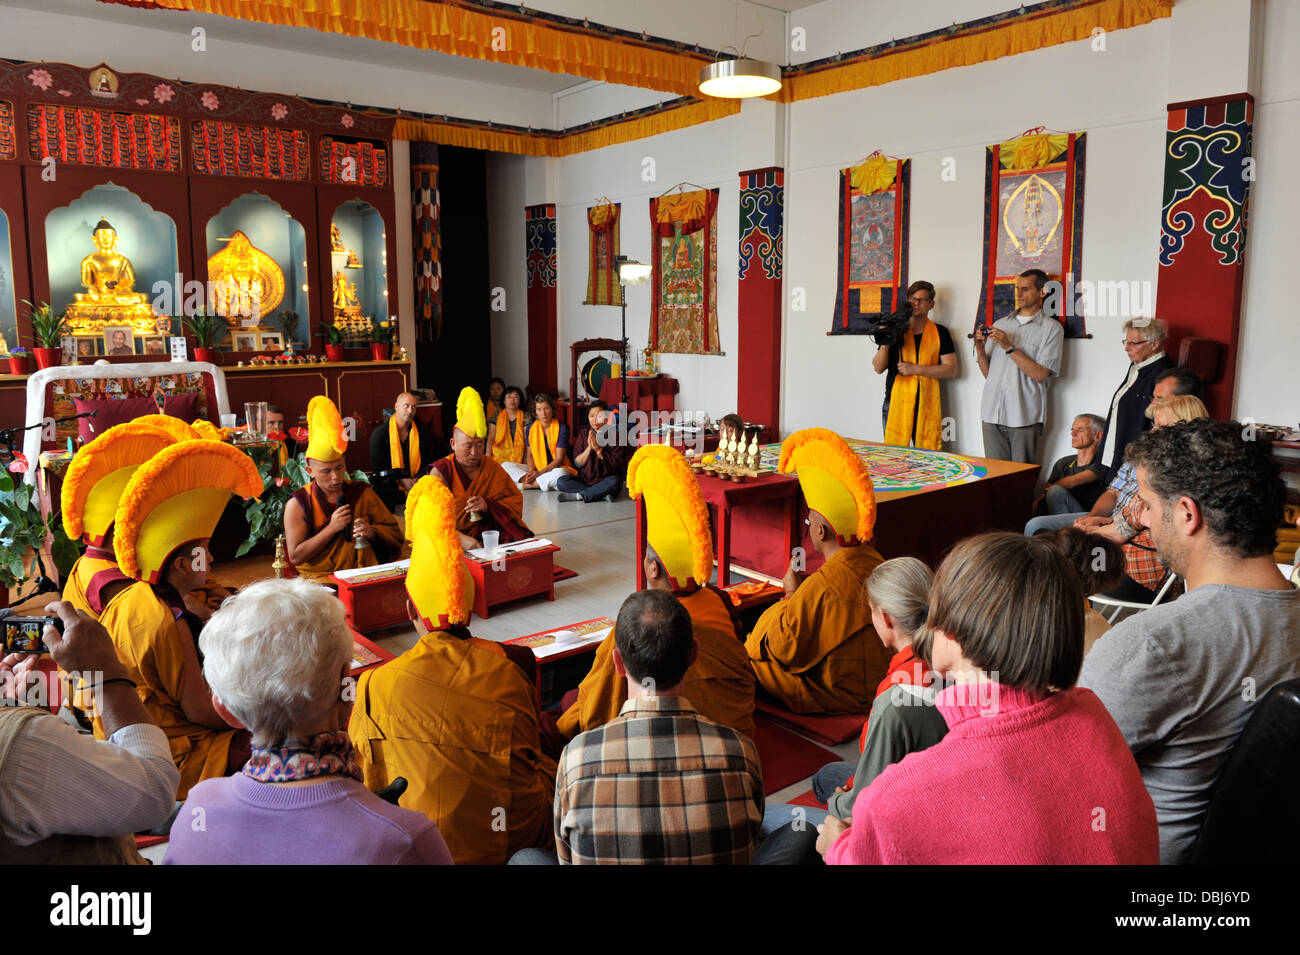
[615,255,651,413]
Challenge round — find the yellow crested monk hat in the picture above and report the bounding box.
[113,440,262,583]
[61,422,179,547]
[304,395,347,462]
[453,386,487,439]
[779,428,876,544]
[403,475,474,629]
[626,444,713,589]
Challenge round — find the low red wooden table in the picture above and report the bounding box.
[463,543,560,619]
[350,628,396,675]
[504,616,615,703]
[333,562,411,633]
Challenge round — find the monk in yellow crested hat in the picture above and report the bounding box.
[556,444,756,741]
[431,386,532,550]
[744,428,890,715]
[283,395,402,580]
[348,473,559,865]
[102,439,263,797]
[129,413,199,442]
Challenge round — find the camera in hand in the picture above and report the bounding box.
[0,610,64,655]
[864,304,916,347]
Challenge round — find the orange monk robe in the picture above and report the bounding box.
[745,544,891,714]
[432,453,532,545]
[349,629,556,866]
[290,480,404,580]
[62,549,132,619]
[556,586,756,740]
[96,581,237,798]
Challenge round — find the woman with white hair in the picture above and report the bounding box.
[163,578,452,865]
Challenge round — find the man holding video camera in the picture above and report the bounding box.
[871,280,957,449]
[0,603,179,864]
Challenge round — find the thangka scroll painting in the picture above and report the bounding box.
[830,155,910,335]
[974,130,1086,337]
[584,202,620,306]
[410,141,441,341]
[1156,94,1253,415]
[650,188,720,355]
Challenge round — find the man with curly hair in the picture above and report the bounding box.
[1080,419,1300,864]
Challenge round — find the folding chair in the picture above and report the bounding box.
[1089,571,1180,624]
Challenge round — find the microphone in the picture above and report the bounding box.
[341,494,368,550]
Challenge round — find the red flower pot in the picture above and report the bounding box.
[194,346,218,363]
[370,342,391,362]
[33,347,61,370]
[325,343,346,363]
[7,355,28,375]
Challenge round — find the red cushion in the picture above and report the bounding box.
[73,396,160,443]
[163,392,201,423]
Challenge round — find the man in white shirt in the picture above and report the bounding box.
[976,268,1065,464]
[0,602,179,863]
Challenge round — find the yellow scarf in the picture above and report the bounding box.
[885,320,943,451]
[528,419,575,475]
[388,416,420,476]
[491,409,526,463]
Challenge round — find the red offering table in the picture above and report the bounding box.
[504,616,615,702]
[333,560,410,634]
[463,540,560,619]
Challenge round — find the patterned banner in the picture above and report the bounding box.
[1156,95,1253,415]
[410,141,441,342]
[190,119,309,180]
[0,100,14,161]
[974,130,1086,337]
[525,204,558,391]
[28,103,181,172]
[738,168,783,429]
[830,156,909,334]
[650,188,720,356]
[584,202,620,306]
[321,137,390,186]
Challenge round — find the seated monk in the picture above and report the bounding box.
[103,439,263,798]
[557,444,755,740]
[432,386,532,550]
[349,476,557,865]
[745,428,890,714]
[284,396,403,580]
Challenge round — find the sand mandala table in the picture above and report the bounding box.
[758,443,988,492]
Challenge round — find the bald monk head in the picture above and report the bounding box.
[305,456,349,501]
[393,392,418,432]
[451,427,486,480]
[808,510,849,561]
[642,546,682,594]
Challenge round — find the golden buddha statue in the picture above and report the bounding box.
[65,219,158,333]
[332,270,364,333]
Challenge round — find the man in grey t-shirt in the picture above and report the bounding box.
[1079,419,1299,864]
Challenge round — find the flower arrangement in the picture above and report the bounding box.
[368,319,394,344]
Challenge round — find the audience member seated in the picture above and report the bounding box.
[551,589,763,865]
[105,439,262,798]
[484,376,506,422]
[1153,364,1203,400]
[285,396,403,579]
[0,602,180,864]
[1080,418,1300,864]
[746,429,889,714]
[557,401,629,503]
[1037,527,1125,656]
[369,391,437,513]
[164,579,452,865]
[1096,318,1174,480]
[557,444,755,740]
[349,477,556,865]
[718,412,745,446]
[521,392,575,491]
[488,385,530,481]
[1039,414,1107,515]
[266,404,293,465]
[432,387,532,549]
[819,532,1159,864]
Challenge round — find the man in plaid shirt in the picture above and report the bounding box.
[554,589,763,864]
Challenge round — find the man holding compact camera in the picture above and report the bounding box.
[871,280,957,449]
[0,602,179,864]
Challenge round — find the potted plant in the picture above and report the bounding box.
[320,320,345,363]
[23,300,67,371]
[368,318,393,362]
[182,309,227,363]
[6,346,29,376]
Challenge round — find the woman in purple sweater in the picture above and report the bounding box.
[818,532,1158,865]
[164,579,452,865]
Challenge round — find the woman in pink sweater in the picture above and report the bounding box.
[818,532,1158,865]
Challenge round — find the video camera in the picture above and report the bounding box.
[864,304,915,347]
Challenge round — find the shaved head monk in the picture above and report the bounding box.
[745,429,890,714]
[284,396,403,579]
[432,387,532,550]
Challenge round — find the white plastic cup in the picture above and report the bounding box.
[481,530,500,556]
[219,413,237,428]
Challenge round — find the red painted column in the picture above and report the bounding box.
[525,203,557,394]
[737,168,783,434]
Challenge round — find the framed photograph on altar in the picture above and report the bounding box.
[232,331,258,352]
[61,337,77,365]
[258,332,283,351]
[102,326,136,357]
[76,338,98,359]
[143,336,167,356]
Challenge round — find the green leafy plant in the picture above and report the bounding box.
[368,318,393,344]
[0,470,83,591]
[23,300,68,349]
[318,320,344,346]
[181,309,228,348]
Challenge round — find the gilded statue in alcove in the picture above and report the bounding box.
[65,218,157,332]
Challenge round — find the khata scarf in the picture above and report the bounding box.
[389,415,420,476]
[885,319,943,451]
